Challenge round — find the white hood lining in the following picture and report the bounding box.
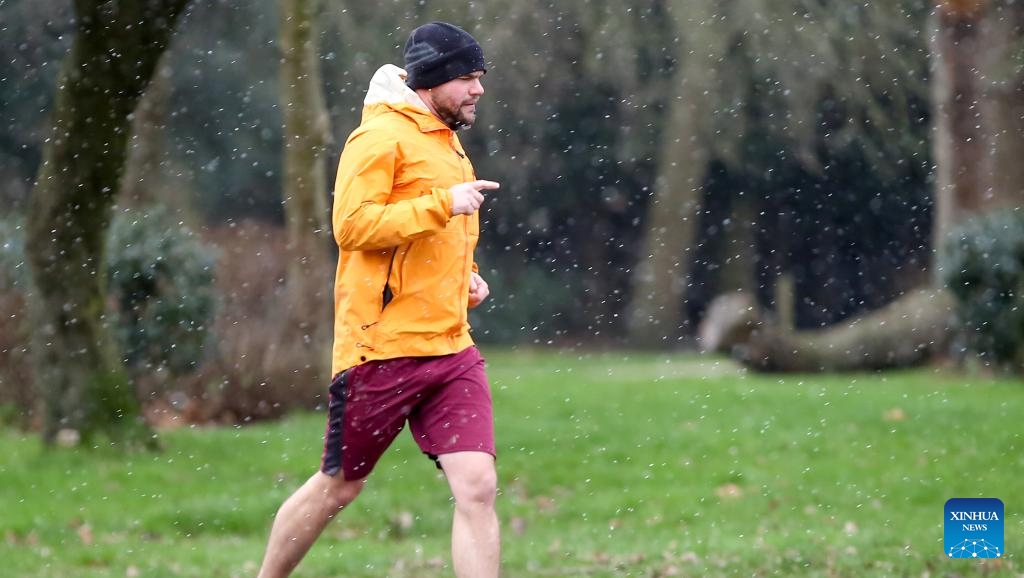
[364,64,430,110]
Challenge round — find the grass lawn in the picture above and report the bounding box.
[1,349,1022,577]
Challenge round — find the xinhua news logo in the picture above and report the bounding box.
[945,498,1004,559]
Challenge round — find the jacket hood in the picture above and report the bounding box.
[361,64,442,130]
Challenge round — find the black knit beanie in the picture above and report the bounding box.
[404,21,486,90]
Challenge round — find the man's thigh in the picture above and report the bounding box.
[409,347,495,462]
[321,348,494,480]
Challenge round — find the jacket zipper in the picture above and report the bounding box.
[357,248,398,349]
[450,132,471,331]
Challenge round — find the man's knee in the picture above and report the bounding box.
[321,473,366,512]
[467,468,498,503]
[443,454,498,508]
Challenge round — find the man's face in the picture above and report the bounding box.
[425,70,485,130]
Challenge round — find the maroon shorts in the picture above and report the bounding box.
[320,346,495,480]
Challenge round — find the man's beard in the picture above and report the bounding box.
[435,101,475,131]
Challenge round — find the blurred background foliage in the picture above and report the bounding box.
[0,0,936,333]
[0,0,1020,428]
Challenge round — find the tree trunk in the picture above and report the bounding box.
[278,0,332,378]
[625,95,707,347]
[931,0,990,250]
[25,0,190,446]
[625,20,710,348]
[120,58,174,211]
[627,0,745,348]
[977,0,1024,208]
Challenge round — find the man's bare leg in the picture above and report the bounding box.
[439,451,500,578]
[256,471,366,578]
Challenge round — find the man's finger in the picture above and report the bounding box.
[471,180,500,191]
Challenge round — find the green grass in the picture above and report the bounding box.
[1,349,1022,577]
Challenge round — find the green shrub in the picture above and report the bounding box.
[940,210,1024,371]
[106,207,218,378]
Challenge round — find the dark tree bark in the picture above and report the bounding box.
[931,0,990,247]
[976,0,1024,210]
[930,0,1024,238]
[25,0,191,446]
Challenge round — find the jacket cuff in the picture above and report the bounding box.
[434,186,453,219]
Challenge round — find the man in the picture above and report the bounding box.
[256,21,501,578]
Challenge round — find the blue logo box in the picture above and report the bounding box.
[945,498,1004,558]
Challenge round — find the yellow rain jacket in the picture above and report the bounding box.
[331,64,481,376]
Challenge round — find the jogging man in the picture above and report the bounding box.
[256,21,500,578]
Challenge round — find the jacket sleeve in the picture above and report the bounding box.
[333,131,452,251]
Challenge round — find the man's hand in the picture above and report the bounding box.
[450,180,500,216]
[468,272,489,309]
